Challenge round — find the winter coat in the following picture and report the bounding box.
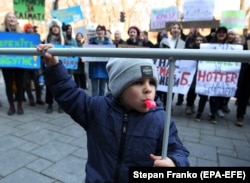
[44,62,190,182]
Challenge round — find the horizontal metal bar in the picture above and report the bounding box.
[0,48,250,62]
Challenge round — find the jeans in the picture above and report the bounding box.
[91,78,107,96]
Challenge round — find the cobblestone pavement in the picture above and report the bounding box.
[0,72,249,183]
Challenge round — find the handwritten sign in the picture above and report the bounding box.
[154,59,197,94]
[14,0,45,21]
[220,10,246,29]
[196,43,243,97]
[54,44,79,70]
[82,45,115,62]
[183,0,215,21]
[0,32,41,69]
[150,7,178,30]
[51,5,84,24]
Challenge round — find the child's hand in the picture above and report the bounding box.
[150,154,176,167]
[36,44,59,67]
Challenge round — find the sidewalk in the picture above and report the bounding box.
[0,73,249,183]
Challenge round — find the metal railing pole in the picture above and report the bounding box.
[161,57,175,159]
[0,48,250,62]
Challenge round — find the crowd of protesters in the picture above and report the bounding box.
[0,12,249,127]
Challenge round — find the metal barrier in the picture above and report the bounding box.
[1,47,250,159]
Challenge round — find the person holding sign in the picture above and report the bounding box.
[0,12,25,115]
[37,43,190,182]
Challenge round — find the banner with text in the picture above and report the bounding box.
[54,44,79,70]
[14,0,45,21]
[51,5,84,24]
[0,32,41,69]
[154,59,197,94]
[183,0,215,21]
[197,43,243,97]
[150,7,178,30]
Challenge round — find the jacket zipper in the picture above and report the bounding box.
[114,113,128,182]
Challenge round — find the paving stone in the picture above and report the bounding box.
[17,141,39,152]
[197,158,218,166]
[42,156,85,183]
[0,125,17,137]
[22,129,69,145]
[234,147,250,161]
[184,142,217,161]
[217,147,238,158]
[215,128,248,140]
[72,148,88,159]
[0,149,37,176]
[59,124,85,138]
[26,158,53,172]
[70,135,87,148]
[200,134,234,150]
[218,155,250,166]
[0,168,53,183]
[31,141,78,162]
[0,135,27,151]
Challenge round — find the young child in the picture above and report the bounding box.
[37,44,190,182]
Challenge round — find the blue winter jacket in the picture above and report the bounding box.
[88,37,113,79]
[44,62,190,183]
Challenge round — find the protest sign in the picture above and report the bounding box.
[197,43,243,97]
[183,0,215,21]
[51,5,84,24]
[150,7,178,30]
[220,10,246,29]
[14,0,45,21]
[154,59,197,95]
[0,32,41,69]
[54,44,79,70]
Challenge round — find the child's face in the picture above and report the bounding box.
[119,78,156,112]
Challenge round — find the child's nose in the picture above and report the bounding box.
[144,82,152,94]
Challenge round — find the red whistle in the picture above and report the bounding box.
[144,99,156,109]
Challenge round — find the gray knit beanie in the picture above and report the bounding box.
[106,58,158,97]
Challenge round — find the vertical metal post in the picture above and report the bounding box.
[161,57,175,159]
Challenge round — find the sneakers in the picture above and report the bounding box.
[210,114,217,124]
[235,118,243,127]
[195,113,202,122]
[217,110,224,118]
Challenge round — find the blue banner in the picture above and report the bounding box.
[0,32,41,69]
[51,5,84,24]
[54,44,79,70]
